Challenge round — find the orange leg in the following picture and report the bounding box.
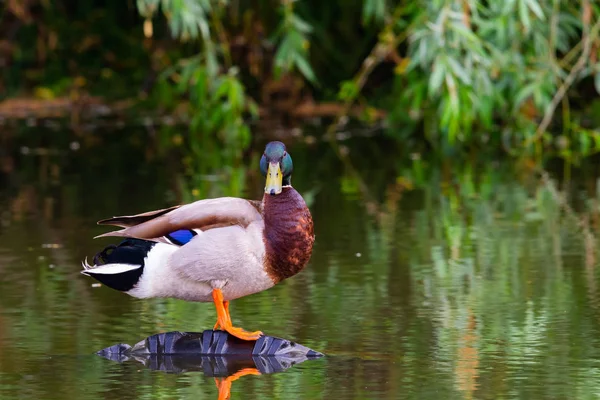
[213,301,229,330]
[212,288,263,341]
[215,368,261,400]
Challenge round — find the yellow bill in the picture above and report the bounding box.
[265,162,282,195]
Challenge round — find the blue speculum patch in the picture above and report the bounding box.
[166,229,197,245]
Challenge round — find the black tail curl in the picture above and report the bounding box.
[93,239,156,267]
[93,244,117,265]
[84,239,156,292]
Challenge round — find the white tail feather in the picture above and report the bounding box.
[81,263,142,275]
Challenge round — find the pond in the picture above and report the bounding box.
[1,125,600,399]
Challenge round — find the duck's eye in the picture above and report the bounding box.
[283,151,287,157]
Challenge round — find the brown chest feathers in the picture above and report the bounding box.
[262,187,315,283]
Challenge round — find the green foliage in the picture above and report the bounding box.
[137,0,214,41]
[136,0,600,160]
[138,0,255,172]
[386,0,600,156]
[3,0,600,163]
[273,0,317,83]
[133,0,316,190]
[158,60,256,199]
[362,0,387,25]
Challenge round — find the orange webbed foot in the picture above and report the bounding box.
[212,289,263,341]
[223,326,263,341]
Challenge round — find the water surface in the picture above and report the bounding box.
[1,127,600,399]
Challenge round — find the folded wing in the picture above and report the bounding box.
[96,197,263,241]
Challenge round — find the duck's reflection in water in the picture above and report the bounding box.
[96,330,323,400]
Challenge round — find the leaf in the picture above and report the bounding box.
[513,83,537,110]
[294,53,318,83]
[363,0,386,24]
[247,100,259,119]
[202,41,219,77]
[447,57,472,85]
[214,77,230,100]
[193,67,209,103]
[34,87,55,100]
[274,35,293,70]
[410,80,426,110]
[504,0,517,14]
[476,95,493,128]
[375,0,386,22]
[137,0,160,18]
[450,22,479,44]
[429,58,446,95]
[362,0,386,24]
[593,132,600,151]
[525,0,545,20]
[518,0,531,34]
[290,14,313,33]
[594,67,600,95]
[441,99,453,127]
[197,15,211,41]
[338,80,360,101]
[445,74,459,114]
[447,111,460,143]
[363,0,375,24]
[207,110,225,133]
[580,130,591,155]
[228,78,245,110]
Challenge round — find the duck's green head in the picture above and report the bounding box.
[260,141,293,195]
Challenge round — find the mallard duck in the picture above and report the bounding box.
[82,141,314,341]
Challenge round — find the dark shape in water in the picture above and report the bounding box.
[97,330,324,376]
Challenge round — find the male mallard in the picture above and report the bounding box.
[81,141,314,340]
